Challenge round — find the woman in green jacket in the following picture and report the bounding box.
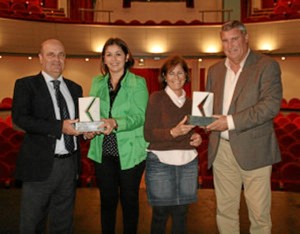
[86,37,148,234]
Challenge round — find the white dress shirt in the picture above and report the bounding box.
[221,49,250,140]
[43,71,76,154]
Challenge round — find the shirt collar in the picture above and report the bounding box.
[225,48,250,71]
[165,86,186,108]
[42,71,63,83]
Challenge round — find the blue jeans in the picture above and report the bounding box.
[145,151,198,206]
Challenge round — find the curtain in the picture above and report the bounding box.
[131,68,191,97]
[42,0,57,8]
[70,0,94,21]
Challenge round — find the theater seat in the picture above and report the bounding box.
[0,161,13,187]
[0,97,13,110]
[278,134,296,151]
[288,98,300,109]
[199,161,214,189]
[293,116,300,127]
[280,162,300,192]
[280,98,288,109]
[0,141,14,157]
[27,3,45,19]
[10,2,27,17]
[274,115,291,127]
[79,158,95,187]
[291,129,300,139]
[9,131,24,147]
[286,112,299,121]
[282,122,297,134]
[0,122,9,133]
[159,20,172,25]
[0,0,12,16]
[1,127,17,139]
[113,19,126,25]
[287,143,300,161]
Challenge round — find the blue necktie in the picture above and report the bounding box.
[52,80,75,153]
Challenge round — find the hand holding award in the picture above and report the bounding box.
[75,97,104,132]
[187,91,216,127]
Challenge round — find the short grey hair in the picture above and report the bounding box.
[221,20,247,35]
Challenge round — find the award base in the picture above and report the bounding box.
[75,121,104,132]
[187,115,216,126]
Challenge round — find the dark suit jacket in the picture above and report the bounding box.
[12,72,83,182]
[206,51,282,170]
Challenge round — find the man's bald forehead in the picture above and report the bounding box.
[40,39,65,54]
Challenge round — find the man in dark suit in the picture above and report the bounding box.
[12,39,83,233]
[206,21,282,234]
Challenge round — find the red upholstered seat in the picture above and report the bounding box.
[11,0,27,3]
[5,115,12,127]
[79,157,96,187]
[280,162,300,192]
[275,127,287,138]
[10,2,26,11]
[1,127,17,139]
[189,19,203,25]
[144,20,156,25]
[282,122,298,134]
[27,3,42,13]
[159,20,172,25]
[129,20,141,25]
[174,20,188,25]
[292,116,300,127]
[288,143,300,161]
[280,98,288,109]
[2,149,18,168]
[288,98,300,109]
[291,129,300,139]
[0,122,9,133]
[9,131,24,147]
[113,19,126,25]
[0,0,12,16]
[0,161,14,187]
[199,160,214,189]
[0,97,13,110]
[279,134,296,150]
[274,115,291,127]
[286,112,299,121]
[0,141,14,156]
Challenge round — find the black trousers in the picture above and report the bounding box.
[151,205,189,234]
[94,155,145,234]
[20,156,77,234]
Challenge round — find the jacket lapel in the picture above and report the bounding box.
[228,51,256,114]
[37,73,57,119]
[214,65,227,114]
[111,71,132,110]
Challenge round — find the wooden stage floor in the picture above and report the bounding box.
[0,188,299,234]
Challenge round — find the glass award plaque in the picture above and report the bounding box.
[75,97,104,132]
[187,92,216,126]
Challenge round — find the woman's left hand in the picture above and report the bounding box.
[190,133,202,147]
[83,132,99,140]
[101,118,118,135]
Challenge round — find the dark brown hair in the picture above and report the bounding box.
[100,37,135,75]
[159,55,190,88]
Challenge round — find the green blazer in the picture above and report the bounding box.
[88,70,149,170]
